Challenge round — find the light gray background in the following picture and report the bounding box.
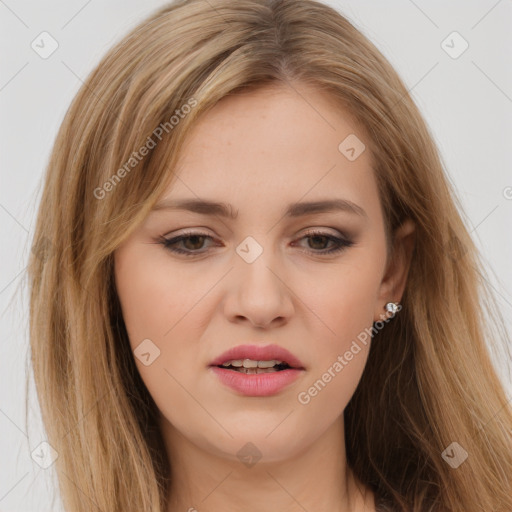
[1,1,511,510]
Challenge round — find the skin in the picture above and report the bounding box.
[114,82,415,512]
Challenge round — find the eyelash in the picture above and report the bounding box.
[158,229,354,257]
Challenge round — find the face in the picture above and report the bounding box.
[114,83,412,466]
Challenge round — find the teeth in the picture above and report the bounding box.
[236,367,278,374]
[223,359,243,367]
[220,359,283,368]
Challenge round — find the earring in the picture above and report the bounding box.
[385,302,400,315]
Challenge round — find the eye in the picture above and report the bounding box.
[291,229,354,255]
[158,230,215,257]
[158,229,354,257]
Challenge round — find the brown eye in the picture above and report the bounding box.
[160,231,215,256]
[159,229,354,258]
[292,230,354,255]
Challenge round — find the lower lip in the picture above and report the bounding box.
[209,366,304,396]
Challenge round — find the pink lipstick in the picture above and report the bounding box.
[208,344,305,397]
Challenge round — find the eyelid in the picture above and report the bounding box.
[158,226,355,257]
[164,225,350,239]
[299,226,345,237]
[162,226,214,237]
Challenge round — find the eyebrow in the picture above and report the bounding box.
[151,197,368,220]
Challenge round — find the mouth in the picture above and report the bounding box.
[213,360,295,374]
[209,356,305,397]
[208,343,306,373]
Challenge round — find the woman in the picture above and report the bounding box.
[27,0,512,511]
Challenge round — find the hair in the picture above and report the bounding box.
[24,0,512,511]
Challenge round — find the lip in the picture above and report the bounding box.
[209,366,304,397]
[208,344,306,397]
[208,344,305,369]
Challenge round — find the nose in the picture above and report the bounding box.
[223,250,295,329]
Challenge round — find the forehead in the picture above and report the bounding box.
[161,83,380,222]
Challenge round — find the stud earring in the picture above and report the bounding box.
[385,302,400,315]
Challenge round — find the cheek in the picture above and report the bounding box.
[114,247,213,423]
[291,257,382,413]
[114,247,207,346]
[296,257,381,348]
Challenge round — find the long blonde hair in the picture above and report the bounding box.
[26,0,512,510]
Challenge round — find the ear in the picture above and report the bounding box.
[374,218,416,322]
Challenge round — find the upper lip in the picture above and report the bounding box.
[209,344,305,369]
